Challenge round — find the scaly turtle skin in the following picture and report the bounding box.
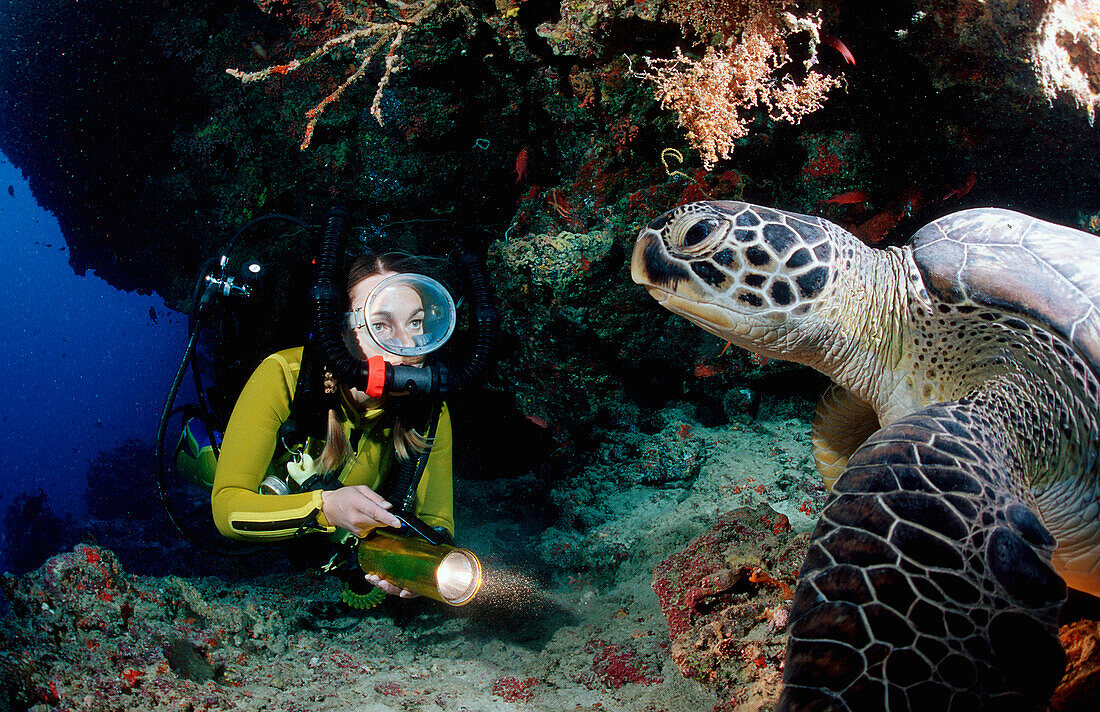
[632,200,1100,711]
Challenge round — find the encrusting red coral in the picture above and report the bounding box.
[586,640,663,689]
[651,503,809,709]
[491,675,539,702]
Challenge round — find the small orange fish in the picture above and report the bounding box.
[514,147,529,184]
[823,190,869,205]
[824,35,856,66]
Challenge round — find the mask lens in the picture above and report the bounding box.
[358,274,456,356]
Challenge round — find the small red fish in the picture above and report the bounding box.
[823,190,869,205]
[514,147,529,184]
[851,189,922,244]
[943,171,977,201]
[823,35,856,66]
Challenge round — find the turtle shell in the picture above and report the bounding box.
[910,207,1100,377]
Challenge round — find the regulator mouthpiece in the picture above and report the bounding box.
[346,274,456,357]
[356,530,482,606]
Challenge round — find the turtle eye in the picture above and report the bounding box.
[672,217,722,255]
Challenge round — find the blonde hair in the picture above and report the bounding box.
[315,253,435,474]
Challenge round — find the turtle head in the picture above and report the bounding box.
[631,200,839,361]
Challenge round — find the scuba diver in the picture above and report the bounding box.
[168,206,496,607]
[212,252,457,598]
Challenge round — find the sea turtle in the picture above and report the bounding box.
[631,201,1100,711]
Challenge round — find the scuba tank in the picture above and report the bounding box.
[156,213,311,556]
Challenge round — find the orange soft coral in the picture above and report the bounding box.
[638,0,844,168]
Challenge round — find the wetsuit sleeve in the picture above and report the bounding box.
[211,354,335,540]
[413,403,455,537]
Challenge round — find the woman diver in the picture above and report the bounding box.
[210,251,459,600]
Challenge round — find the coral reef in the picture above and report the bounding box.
[1,402,829,712]
[0,407,1096,711]
[0,544,324,710]
[1053,619,1100,711]
[1033,0,1100,123]
[535,398,828,584]
[1,3,1100,708]
[651,503,809,711]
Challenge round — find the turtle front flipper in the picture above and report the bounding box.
[812,384,880,491]
[780,399,1068,712]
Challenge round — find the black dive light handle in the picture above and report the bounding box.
[391,510,451,547]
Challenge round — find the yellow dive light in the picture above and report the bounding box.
[356,530,482,606]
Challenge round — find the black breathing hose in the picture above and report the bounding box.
[452,251,499,389]
[154,294,262,556]
[311,206,369,388]
[154,312,207,535]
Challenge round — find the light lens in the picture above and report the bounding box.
[436,549,482,605]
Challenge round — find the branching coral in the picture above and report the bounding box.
[638,0,844,168]
[226,0,443,150]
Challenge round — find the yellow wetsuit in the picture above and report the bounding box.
[211,347,454,541]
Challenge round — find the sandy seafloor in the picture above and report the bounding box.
[5,398,830,712]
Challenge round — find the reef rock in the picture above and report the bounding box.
[652,502,810,712]
[1053,618,1100,711]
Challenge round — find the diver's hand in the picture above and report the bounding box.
[320,486,402,536]
[364,572,420,599]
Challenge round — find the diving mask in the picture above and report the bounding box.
[346,274,456,357]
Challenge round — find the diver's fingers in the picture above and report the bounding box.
[354,486,392,508]
[321,487,400,533]
[364,503,402,529]
[365,573,419,598]
[349,491,401,529]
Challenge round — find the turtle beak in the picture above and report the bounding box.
[632,227,690,291]
[632,228,739,338]
[630,230,656,287]
[658,292,740,340]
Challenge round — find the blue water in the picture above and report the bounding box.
[0,154,189,535]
